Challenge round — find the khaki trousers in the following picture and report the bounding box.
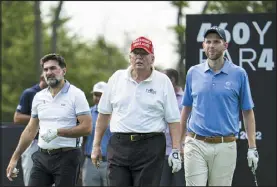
[184,136,237,186]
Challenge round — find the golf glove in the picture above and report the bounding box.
[168,149,182,173]
[41,129,58,143]
[247,148,259,170]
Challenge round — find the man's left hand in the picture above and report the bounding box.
[247,148,259,170]
[41,129,58,143]
[168,149,182,173]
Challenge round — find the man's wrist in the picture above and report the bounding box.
[172,147,180,151]
[57,128,65,136]
[10,153,20,164]
[172,143,181,150]
[93,143,101,148]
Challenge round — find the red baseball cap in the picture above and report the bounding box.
[130,36,154,54]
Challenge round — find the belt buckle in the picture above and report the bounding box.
[130,135,137,141]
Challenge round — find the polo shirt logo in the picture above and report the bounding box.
[146,88,156,95]
[61,104,66,106]
[224,81,232,90]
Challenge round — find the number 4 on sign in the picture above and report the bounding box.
[258,49,275,71]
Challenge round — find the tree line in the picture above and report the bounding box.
[2,1,128,122]
[1,1,276,122]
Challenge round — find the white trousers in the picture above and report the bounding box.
[21,139,39,186]
[184,136,237,186]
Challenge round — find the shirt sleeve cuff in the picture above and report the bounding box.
[31,114,38,118]
[76,111,91,116]
[166,119,180,123]
[98,108,112,114]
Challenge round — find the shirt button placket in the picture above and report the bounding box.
[211,76,216,101]
[212,76,216,87]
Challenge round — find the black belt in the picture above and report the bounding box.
[39,147,78,155]
[114,132,163,141]
[85,155,107,162]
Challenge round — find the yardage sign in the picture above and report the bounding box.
[185,13,276,186]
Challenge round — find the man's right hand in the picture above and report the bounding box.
[91,145,103,169]
[6,160,19,181]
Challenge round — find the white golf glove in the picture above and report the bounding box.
[168,149,182,173]
[247,148,259,171]
[41,129,58,143]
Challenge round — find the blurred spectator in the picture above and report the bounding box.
[160,68,185,186]
[82,81,112,186]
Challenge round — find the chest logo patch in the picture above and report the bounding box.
[146,88,156,95]
[224,81,232,89]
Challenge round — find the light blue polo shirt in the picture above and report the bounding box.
[182,59,254,136]
[84,105,112,157]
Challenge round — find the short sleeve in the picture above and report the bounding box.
[31,94,39,118]
[164,76,180,123]
[98,71,118,114]
[182,67,193,106]
[240,69,254,110]
[16,90,31,114]
[75,91,91,116]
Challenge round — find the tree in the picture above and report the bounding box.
[1,2,128,122]
[201,1,210,14]
[203,1,276,14]
[2,1,38,121]
[169,1,189,86]
[51,1,64,53]
[34,1,42,79]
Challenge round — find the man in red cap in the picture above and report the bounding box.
[91,36,182,186]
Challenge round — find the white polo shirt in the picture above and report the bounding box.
[31,80,91,149]
[98,66,180,133]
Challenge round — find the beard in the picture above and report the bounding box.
[46,75,63,88]
[205,50,224,60]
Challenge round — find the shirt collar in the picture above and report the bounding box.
[91,105,98,112]
[125,66,155,82]
[61,80,70,93]
[47,80,70,93]
[204,58,230,74]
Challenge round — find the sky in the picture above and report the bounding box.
[41,1,205,69]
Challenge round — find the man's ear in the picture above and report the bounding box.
[151,55,155,64]
[63,68,66,76]
[225,42,229,50]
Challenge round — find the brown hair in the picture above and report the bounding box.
[164,68,179,84]
[40,53,66,68]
